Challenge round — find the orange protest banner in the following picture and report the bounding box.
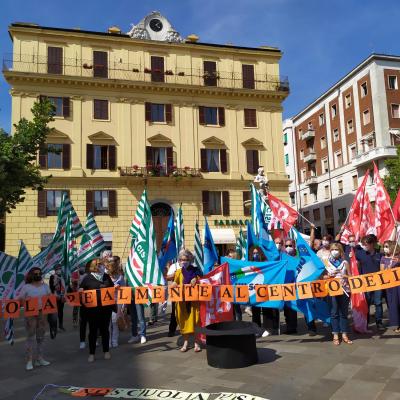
[220,285,234,302]
[184,284,199,301]
[168,285,183,302]
[375,270,394,289]
[81,290,97,308]
[41,295,58,315]
[101,288,116,306]
[24,297,39,317]
[255,285,268,302]
[327,279,343,296]
[268,285,283,301]
[65,292,80,306]
[391,267,400,283]
[282,284,296,301]
[198,284,213,301]
[135,287,149,304]
[152,286,165,303]
[117,287,132,304]
[361,273,381,293]
[296,282,313,299]
[349,276,364,294]
[235,285,249,303]
[4,299,20,319]
[311,280,328,298]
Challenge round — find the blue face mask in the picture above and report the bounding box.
[253,254,260,261]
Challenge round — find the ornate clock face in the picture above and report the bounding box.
[149,18,163,32]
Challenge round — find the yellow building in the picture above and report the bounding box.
[3,11,289,258]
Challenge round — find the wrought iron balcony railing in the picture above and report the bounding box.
[119,166,202,178]
[3,53,290,93]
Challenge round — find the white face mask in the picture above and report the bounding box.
[349,242,356,248]
[361,245,368,252]
[322,240,330,247]
[285,246,294,254]
[275,243,282,251]
[383,247,390,255]
[331,250,340,258]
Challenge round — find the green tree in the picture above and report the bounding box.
[383,146,400,202]
[0,99,54,214]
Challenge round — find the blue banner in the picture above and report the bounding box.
[203,218,218,273]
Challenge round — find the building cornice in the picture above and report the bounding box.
[4,71,288,102]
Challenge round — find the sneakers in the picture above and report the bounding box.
[377,322,385,331]
[88,355,95,363]
[140,336,147,344]
[79,342,86,350]
[104,352,111,360]
[34,358,50,367]
[261,330,270,338]
[111,343,118,348]
[26,360,33,371]
[244,306,253,317]
[128,335,140,344]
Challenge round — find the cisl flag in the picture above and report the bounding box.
[373,162,395,243]
[267,193,299,234]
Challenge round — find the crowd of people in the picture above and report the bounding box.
[16,230,400,370]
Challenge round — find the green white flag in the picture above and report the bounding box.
[194,220,203,271]
[235,226,246,260]
[126,190,165,291]
[62,211,78,285]
[175,205,185,251]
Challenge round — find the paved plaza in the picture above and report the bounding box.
[0,308,399,400]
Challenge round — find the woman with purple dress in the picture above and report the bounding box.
[380,240,400,333]
[172,249,202,352]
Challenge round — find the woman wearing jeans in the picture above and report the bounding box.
[324,243,353,346]
[18,267,51,371]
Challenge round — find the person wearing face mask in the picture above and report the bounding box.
[171,249,203,352]
[357,235,384,330]
[274,238,284,254]
[18,267,51,371]
[49,265,66,333]
[80,258,115,362]
[317,235,333,262]
[284,239,296,256]
[323,243,353,346]
[380,240,400,333]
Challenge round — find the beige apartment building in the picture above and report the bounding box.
[3,11,289,257]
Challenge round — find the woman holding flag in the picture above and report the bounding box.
[324,243,353,346]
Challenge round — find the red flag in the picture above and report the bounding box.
[393,189,400,222]
[341,170,374,244]
[199,263,233,344]
[267,193,299,234]
[373,162,395,243]
[349,250,370,333]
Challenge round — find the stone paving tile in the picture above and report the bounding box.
[352,365,397,383]
[366,354,400,368]
[377,391,400,400]
[300,378,344,400]
[385,380,400,394]
[323,363,363,382]
[330,379,386,400]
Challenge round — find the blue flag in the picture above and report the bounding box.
[245,220,258,261]
[158,211,177,272]
[222,257,288,309]
[203,218,218,273]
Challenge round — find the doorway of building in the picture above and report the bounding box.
[151,202,172,251]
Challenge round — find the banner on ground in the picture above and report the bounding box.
[3,267,400,319]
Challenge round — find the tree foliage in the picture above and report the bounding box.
[383,146,400,203]
[0,99,54,214]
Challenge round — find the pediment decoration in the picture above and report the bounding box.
[202,136,225,146]
[88,131,115,141]
[241,138,264,148]
[46,128,70,140]
[147,133,173,146]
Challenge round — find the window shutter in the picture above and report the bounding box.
[93,51,108,78]
[222,191,230,216]
[37,190,47,217]
[62,144,71,170]
[242,64,255,89]
[47,46,63,74]
[39,145,47,169]
[251,109,257,127]
[199,106,205,125]
[246,149,254,174]
[244,109,250,127]
[146,146,153,165]
[108,145,116,171]
[253,150,259,173]
[93,100,100,119]
[200,149,208,172]
[108,190,117,217]
[218,107,225,126]
[86,144,94,169]
[102,100,109,120]
[202,191,210,216]
[244,109,256,127]
[203,61,217,86]
[39,95,47,103]
[151,56,165,82]
[220,149,227,173]
[165,104,172,123]
[86,190,94,216]
[166,147,173,174]
[145,103,152,121]
[243,191,251,216]
[62,97,70,118]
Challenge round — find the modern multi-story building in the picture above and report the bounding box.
[3,11,289,257]
[284,54,400,236]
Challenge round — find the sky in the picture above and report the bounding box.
[1,0,400,131]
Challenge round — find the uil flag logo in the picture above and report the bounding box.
[267,193,299,234]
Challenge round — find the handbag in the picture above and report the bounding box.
[117,310,130,331]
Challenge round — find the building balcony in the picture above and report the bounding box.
[305,176,318,186]
[119,166,202,178]
[352,146,398,167]
[3,54,290,93]
[301,129,315,141]
[304,151,317,163]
